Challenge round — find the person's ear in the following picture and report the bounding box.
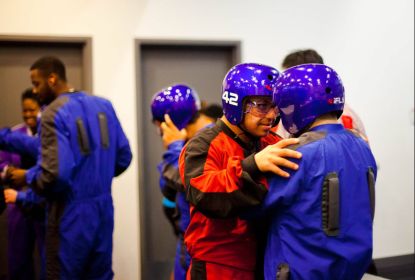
[47,73,58,87]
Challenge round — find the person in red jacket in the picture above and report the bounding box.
[179,63,302,280]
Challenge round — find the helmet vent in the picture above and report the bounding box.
[325,87,332,94]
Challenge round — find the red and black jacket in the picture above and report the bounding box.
[179,120,281,271]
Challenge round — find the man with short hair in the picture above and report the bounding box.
[7,56,132,279]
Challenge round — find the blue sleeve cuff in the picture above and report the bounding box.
[25,166,38,185]
[162,197,176,208]
[167,140,185,151]
[16,191,27,204]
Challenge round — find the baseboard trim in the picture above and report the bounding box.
[374,254,414,280]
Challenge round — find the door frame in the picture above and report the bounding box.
[134,38,241,279]
[0,35,93,92]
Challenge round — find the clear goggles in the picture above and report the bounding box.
[244,98,279,118]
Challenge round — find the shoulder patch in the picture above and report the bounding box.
[42,95,70,121]
[288,130,327,151]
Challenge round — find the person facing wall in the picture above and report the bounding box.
[151,84,217,280]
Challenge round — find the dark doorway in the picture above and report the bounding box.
[136,40,241,280]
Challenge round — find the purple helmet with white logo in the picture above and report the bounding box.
[222,63,280,125]
[151,84,201,130]
[273,63,345,134]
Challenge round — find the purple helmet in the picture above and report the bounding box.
[273,63,345,134]
[151,84,201,130]
[222,63,280,125]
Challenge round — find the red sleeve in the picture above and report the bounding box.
[341,115,354,129]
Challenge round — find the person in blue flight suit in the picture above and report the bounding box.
[246,63,377,280]
[6,56,132,279]
[150,84,215,280]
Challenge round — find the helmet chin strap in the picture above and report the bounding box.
[234,123,260,153]
[272,116,281,128]
[236,123,259,141]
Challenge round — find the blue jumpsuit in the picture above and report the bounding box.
[24,91,132,279]
[255,124,377,280]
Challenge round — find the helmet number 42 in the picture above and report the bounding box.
[222,91,238,106]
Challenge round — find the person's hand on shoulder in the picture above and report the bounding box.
[255,138,302,178]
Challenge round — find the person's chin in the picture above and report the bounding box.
[25,120,36,127]
[253,128,270,137]
[262,130,270,136]
[260,125,272,133]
